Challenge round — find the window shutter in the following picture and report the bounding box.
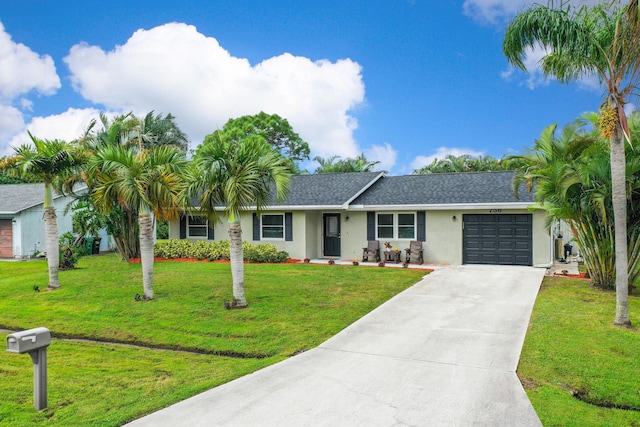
[285,212,293,241]
[367,211,375,241]
[207,222,215,240]
[417,211,426,242]
[180,215,186,239]
[253,213,260,241]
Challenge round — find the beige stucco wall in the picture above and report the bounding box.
[424,209,551,265]
[168,208,552,266]
[169,212,311,260]
[335,211,367,261]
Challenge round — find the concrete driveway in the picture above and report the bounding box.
[126,265,545,427]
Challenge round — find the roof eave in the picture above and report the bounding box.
[347,202,539,211]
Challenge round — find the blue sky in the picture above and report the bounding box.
[0,0,630,174]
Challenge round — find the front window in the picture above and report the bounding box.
[188,216,208,238]
[262,214,284,239]
[398,213,416,239]
[377,213,416,240]
[377,213,394,239]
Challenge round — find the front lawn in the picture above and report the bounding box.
[518,276,640,426]
[0,254,425,426]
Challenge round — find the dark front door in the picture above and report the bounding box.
[323,213,341,257]
[463,214,533,266]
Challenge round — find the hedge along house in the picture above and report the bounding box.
[168,171,552,266]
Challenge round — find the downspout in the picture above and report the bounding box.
[534,221,555,268]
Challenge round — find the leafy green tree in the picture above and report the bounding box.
[185,133,290,308]
[503,0,640,326]
[314,153,380,173]
[200,112,309,163]
[88,145,187,300]
[0,133,86,289]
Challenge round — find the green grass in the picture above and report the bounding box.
[518,276,640,426]
[0,254,425,426]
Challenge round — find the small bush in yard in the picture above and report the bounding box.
[155,239,288,263]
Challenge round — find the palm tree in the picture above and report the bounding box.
[1,132,86,289]
[185,134,290,308]
[88,144,186,300]
[313,153,380,173]
[79,111,189,260]
[503,1,639,326]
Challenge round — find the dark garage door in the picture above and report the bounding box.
[463,214,532,266]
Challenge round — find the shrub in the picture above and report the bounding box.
[154,239,288,263]
[59,232,88,270]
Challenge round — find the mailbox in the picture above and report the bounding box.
[6,327,51,410]
[7,327,51,354]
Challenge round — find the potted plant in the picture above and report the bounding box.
[384,241,392,252]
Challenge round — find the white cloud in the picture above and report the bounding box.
[501,44,552,89]
[409,147,485,172]
[0,22,62,155]
[7,108,102,151]
[463,0,531,25]
[0,105,25,155]
[64,23,365,158]
[0,21,60,100]
[463,0,608,25]
[364,143,397,172]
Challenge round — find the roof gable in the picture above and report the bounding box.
[272,172,383,207]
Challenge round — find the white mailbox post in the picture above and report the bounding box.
[6,327,51,410]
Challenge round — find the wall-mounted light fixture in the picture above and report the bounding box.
[452,215,457,222]
[12,219,16,224]
[345,216,349,221]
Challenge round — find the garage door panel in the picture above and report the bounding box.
[0,220,13,258]
[463,214,532,266]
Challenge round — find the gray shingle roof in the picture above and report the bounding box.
[350,171,535,206]
[273,172,382,206]
[0,184,47,214]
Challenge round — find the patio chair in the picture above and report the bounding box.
[362,241,381,262]
[405,241,424,265]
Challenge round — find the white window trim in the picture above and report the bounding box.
[187,216,209,240]
[376,212,417,240]
[261,213,285,240]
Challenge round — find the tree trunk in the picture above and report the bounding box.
[43,205,60,289]
[139,213,155,300]
[611,128,631,326]
[228,222,247,307]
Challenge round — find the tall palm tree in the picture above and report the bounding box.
[1,132,86,289]
[503,1,640,326]
[79,111,189,260]
[185,134,290,308]
[88,144,186,300]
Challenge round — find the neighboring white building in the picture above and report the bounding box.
[0,184,108,258]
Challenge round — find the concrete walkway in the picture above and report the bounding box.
[126,265,545,427]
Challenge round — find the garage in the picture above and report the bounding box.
[0,219,13,258]
[463,214,532,266]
